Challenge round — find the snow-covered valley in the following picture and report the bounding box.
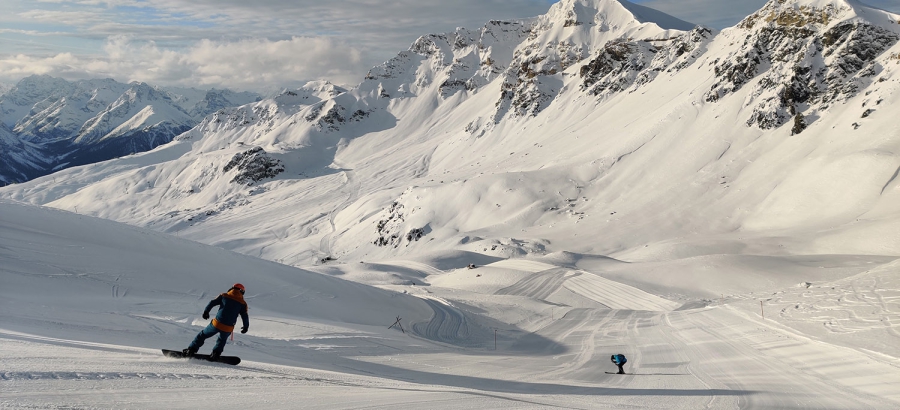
[3,0,900,407]
[3,201,900,409]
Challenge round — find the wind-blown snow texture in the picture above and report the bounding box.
[3,0,900,408]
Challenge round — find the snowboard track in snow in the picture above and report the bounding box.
[413,298,475,347]
[0,371,289,381]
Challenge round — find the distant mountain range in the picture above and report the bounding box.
[4,0,900,268]
[0,76,260,184]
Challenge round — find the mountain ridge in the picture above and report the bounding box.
[0,75,261,184]
[3,0,900,268]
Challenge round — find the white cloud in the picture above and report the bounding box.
[0,52,83,78]
[0,36,369,91]
[9,0,554,54]
[7,0,900,91]
[0,0,552,91]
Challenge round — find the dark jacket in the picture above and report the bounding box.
[205,289,249,333]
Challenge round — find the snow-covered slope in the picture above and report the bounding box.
[4,0,900,406]
[6,0,899,263]
[1,0,899,307]
[4,187,900,408]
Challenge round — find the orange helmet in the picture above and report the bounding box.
[233,283,245,293]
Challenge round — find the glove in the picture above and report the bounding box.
[241,326,248,334]
[202,312,209,320]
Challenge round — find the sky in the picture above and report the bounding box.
[1,0,900,92]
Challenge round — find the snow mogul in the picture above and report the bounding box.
[183,283,249,360]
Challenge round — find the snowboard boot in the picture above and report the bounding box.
[183,347,198,357]
[209,351,222,361]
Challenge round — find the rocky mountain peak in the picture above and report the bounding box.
[469,0,696,120]
[708,0,900,132]
[739,0,847,29]
[121,82,167,103]
[0,75,260,183]
[740,0,900,30]
[7,0,900,273]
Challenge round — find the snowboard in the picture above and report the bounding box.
[605,371,626,375]
[162,349,241,366]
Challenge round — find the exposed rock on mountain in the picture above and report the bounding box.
[706,0,900,131]
[580,26,714,97]
[495,0,695,117]
[373,193,429,248]
[223,147,285,185]
[4,0,900,268]
[374,201,406,247]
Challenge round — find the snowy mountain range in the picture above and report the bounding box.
[4,0,900,407]
[0,75,261,184]
[4,0,900,270]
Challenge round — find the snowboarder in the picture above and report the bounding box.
[183,283,249,361]
[611,353,627,374]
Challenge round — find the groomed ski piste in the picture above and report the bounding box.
[3,201,900,409]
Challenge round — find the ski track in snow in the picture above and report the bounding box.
[8,299,900,408]
[3,200,900,408]
[496,267,680,311]
[319,162,359,258]
[413,298,472,345]
[563,271,680,312]
[495,267,573,300]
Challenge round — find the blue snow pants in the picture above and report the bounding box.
[188,323,231,354]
